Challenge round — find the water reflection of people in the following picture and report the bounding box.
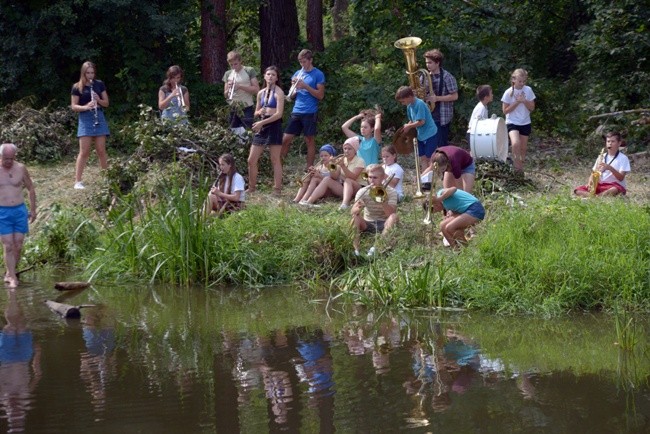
[0,288,41,433]
[79,306,116,416]
[403,325,481,414]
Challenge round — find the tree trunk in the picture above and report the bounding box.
[306,0,324,51]
[201,0,228,83]
[259,0,300,72]
[331,0,349,41]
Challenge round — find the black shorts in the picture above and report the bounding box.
[284,113,318,137]
[252,117,283,146]
[363,220,386,233]
[506,123,532,136]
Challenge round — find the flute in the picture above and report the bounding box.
[89,79,99,127]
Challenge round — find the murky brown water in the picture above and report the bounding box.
[0,276,648,433]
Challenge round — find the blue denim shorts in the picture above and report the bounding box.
[464,201,485,220]
[462,160,476,175]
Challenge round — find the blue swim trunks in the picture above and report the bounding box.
[0,203,29,235]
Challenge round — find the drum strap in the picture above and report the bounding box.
[432,69,445,117]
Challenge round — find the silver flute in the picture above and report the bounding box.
[89,80,99,127]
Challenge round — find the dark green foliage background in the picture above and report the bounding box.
[0,0,648,152]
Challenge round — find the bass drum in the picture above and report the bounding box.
[469,117,508,162]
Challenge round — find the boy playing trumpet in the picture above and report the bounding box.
[351,164,399,257]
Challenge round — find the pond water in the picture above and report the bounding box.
[0,277,648,433]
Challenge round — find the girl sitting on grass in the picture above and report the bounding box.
[205,153,246,217]
[293,144,337,204]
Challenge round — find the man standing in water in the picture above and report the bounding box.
[0,144,36,288]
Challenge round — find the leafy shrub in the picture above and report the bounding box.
[0,97,77,163]
[24,203,99,265]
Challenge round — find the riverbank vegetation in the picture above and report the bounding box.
[1,1,648,317]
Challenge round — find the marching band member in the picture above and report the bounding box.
[299,138,364,209]
[341,110,382,165]
[70,61,110,190]
[294,144,336,204]
[429,187,485,248]
[427,145,476,193]
[351,164,399,257]
[381,145,405,202]
[395,86,437,171]
[574,132,630,197]
[223,51,260,137]
[249,66,285,195]
[205,153,246,217]
[423,49,459,150]
[501,68,536,175]
[158,65,190,125]
[281,49,326,168]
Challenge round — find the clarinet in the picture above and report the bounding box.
[89,80,99,127]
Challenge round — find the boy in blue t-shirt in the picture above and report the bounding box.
[430,186,485,247]
[395,86,438,170]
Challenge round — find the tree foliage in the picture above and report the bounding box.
[0,0,647,148]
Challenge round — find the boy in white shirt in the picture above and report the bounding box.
[466,85,493,146]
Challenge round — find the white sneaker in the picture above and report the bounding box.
[74,182,85,190]
[354,250,360,257]
[338,204,350,211]
[299,200,309,206]
[367,247,376,257]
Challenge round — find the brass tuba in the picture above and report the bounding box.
[394,37,435,111]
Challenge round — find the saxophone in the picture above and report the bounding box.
[588,147,607,195]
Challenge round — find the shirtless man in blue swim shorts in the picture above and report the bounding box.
[0,144,37,288]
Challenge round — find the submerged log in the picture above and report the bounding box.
[54,281,91,291]
[44,300,96,319]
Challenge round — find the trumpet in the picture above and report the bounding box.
[286,68,304,102]
[588,147,607,195]
[89,79,99,127]
[327,155,345,172]
[176,83,186,109]
[295,171,313,186]
[423,163,439,224]
[227,70,236,101]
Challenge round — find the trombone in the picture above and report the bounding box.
[412,138,425,199]
[368,173,396,203]
[423,163,439,224]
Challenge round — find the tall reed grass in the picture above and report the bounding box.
[88,178,353,286]
[334,196,650,315]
